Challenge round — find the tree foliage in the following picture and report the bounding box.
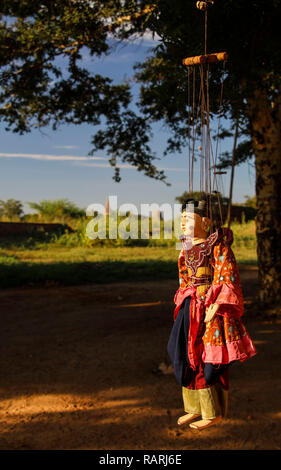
[27,198,85,221]
[2,0,280,175]
[175,190,228,206]
[132,0,281,167]
[243,195,257,209]
[0,0,167,184]
[0,198,23,220]
[1,1,281,176]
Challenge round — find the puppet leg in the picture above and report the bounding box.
[177,387,201,426]
[189,385,223,430]
[181,385,223,430]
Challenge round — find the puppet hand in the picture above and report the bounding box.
[204,303,219,322]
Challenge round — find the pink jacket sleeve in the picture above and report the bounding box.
[205,241,244,318]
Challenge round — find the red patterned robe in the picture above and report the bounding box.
[173,227,257,391]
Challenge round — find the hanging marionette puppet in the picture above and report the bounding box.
[167,1,257,430]
[167,198,257,430]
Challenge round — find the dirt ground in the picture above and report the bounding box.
[0,266,280,450]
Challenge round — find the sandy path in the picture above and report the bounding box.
[0,267,281,449]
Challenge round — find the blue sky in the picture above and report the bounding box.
[0,34,255,214]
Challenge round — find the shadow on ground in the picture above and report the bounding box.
[0,268,280,449]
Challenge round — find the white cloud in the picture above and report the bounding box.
[53,145,79,150]
[0,152,188,172]
[75,161,188,172]
[73,161,135,169]
[158,167,190,172]
[0,152,107,161]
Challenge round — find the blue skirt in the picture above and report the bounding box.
[167,296,230,387]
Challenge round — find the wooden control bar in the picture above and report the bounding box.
[182,52,228,66]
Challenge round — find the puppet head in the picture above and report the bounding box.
[181,198,211,239]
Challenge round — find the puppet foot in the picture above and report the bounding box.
[189,416,222,430]
[177,413,201,426]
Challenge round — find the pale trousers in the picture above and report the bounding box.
[182,384,228,420]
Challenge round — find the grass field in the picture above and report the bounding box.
[0,221,257,288]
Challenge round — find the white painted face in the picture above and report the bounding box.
[181,210,210,238]
[181,210,195,237]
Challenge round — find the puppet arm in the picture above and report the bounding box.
[205,240,244,321]
[204,303,220,322]
[178,248,189,289]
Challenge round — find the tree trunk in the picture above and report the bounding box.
[247,87,281,309]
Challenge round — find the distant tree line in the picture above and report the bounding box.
[0,198,85,222]
[0,195,256,223]
[0,199,24,220]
